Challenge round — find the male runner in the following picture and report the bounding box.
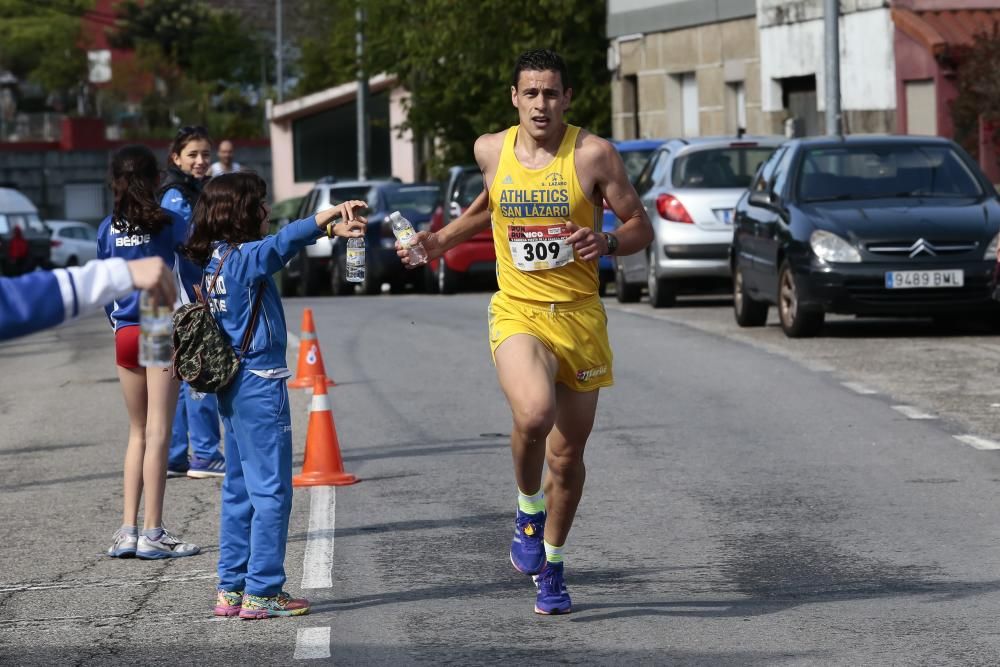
[399,48,652,614]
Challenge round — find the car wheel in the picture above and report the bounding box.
[66,255,78,267]
[297,253,324,297]
[614,265,641,303]
[647,251,676,308]
[733,263,768,327]
[777,261,824,338]
[280,267,298,297]
[361,270,381,295]
[330,256,354,296]
[437,259,461,294]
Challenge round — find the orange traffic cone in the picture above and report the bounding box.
[289,308,335,389]
[293,375,359,487]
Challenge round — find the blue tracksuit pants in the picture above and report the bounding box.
[216,369,293,596]
[169,382,222,468]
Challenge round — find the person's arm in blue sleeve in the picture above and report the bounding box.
[161,188,192,221]
[226,203,367,286]
[0,259,134,341]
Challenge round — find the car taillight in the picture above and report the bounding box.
[50,239,61,247]
[656,194,693,223]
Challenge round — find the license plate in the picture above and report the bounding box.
[884,269,964,289]
[713,208,734,225]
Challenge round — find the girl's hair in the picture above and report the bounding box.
[184,172,268,266]
[168,125,211,161]
[110,144,171,235]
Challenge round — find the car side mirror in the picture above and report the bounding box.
[749,189,781,210]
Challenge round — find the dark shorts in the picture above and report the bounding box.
[115,325,141,369]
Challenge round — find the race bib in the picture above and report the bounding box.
[508,225,574,271]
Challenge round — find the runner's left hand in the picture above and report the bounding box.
[564,221,606,261]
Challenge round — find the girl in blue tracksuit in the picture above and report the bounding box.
[183,172,366,619]
[97,144,200,560]
[159,125,225,479]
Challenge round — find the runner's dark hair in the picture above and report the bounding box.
[183,172,268,266]
[512,48,570,91]
[109,144,171,236]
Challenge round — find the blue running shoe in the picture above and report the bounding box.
[510,509,545,575]
[534,561,571,615]
[187,455,225,479]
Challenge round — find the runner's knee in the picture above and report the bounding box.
[512,405,555,442]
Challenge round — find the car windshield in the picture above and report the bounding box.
[672,147,775,189]
[620,149,655,183]
[385,185,440,215]
[798,144,983,202]
[0,213,46,234]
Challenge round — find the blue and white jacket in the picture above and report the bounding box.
[97,209,193,330]
[205,217,324,372]
[0,258,135,341]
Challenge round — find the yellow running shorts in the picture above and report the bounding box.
[487,291,614,392]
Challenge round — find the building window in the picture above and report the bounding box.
[904,79,936,136]
[680,72,699,137]
[780,75,820,137]
[623,74,639,139]
[293,90,392,182]
[726,81,747,134]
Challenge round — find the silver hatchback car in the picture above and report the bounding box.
[616,136,784,307]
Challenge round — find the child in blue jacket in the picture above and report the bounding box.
[183,172,366,619]
[97,144,200,560]
[159,125,225,479]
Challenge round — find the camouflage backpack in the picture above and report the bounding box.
[172,246,263,393]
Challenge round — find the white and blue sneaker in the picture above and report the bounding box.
[107,528,137,558]
[136,529,200,559]
[187,455,225,479]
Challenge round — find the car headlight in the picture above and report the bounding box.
[810,230,861,263]
[984,232,999,260]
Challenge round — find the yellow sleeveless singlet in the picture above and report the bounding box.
[489,124,600,303]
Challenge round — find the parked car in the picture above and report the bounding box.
[0,187,50,276]
[731,135,1000,337]
[328,180,442,295]
[424,165,494,294]
[615,136,783,306]
[604,138,665,294]
[46,220,98,267]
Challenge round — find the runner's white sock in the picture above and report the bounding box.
[517,487,545,514]
[544,540,564,564]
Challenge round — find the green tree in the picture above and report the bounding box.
[296,0,610,175]
[952,25,1000,162]
[0,0,93,92]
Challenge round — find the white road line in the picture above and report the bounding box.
[294,627,332,660]
[302,485,336,588]
[955,435,1000,451]
[892,405,937,420]
[842,382,878,395]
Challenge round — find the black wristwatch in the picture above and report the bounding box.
[603,232,619,255]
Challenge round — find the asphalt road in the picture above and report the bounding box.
[3,291,1000,665]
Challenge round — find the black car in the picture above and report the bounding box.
[328,181,441,295]
[731,135,1000,337]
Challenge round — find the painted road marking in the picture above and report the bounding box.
[892,405,937,420]
[302,485,336,589]
[954,435,1000,451]
[294,627,332,660]
[842,382,878,395]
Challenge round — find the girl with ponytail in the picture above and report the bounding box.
[97,144,201,561]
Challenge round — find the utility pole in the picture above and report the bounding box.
[276,0,284,103]
[824,0,842,135]
[356,5,369,180]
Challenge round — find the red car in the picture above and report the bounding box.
[425,165,495,293]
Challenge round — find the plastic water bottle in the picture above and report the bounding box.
[389,211,428,265]
[138,290,173,367]
[346,237,365,283]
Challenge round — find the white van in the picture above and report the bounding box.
[0,188,51,275]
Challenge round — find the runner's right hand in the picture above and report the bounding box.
[396,231,442,268]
